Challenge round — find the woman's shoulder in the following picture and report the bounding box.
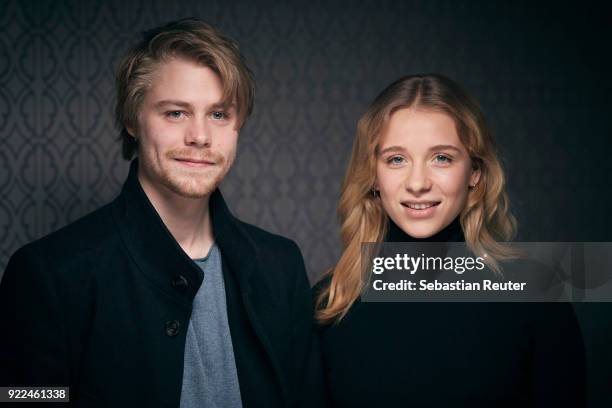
[498,255,570,302]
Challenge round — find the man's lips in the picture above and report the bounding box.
[174,157,216,166]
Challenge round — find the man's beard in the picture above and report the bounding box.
[142,148,234,199]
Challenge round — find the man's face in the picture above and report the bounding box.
[130,57,238,199]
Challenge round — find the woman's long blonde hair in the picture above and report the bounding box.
[316,74,517,324]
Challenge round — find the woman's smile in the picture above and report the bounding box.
[401,200,441,218]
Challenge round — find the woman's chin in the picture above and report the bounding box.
[397,221,441,239]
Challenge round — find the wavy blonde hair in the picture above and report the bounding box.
[316,74,517,324]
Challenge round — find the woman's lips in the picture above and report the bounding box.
[401,201,440,219]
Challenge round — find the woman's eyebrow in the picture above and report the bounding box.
[429,144,462,153]
[378,145,406,155]
[379,144,462,155]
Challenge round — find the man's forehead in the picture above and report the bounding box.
[144,59,227,106]
[151,60,219,84]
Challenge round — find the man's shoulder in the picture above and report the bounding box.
[236,220,301,258]
[18,200,118,262]
[232,220,311,302]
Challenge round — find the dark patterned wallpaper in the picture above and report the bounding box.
[1,1,611,405]
[1,0,611,282]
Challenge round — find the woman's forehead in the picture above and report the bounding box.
[378,108,465,153]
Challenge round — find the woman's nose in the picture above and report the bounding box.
[404,164,432,194]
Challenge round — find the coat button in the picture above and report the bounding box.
[165,320,180,337]
[171,275,188,290]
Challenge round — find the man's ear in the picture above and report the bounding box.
[126,126,136,138]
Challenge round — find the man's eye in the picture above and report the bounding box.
[166,111,185,119]
[211,111,227,120]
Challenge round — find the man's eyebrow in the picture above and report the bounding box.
[153,100,237,110]
[210,102,236,110]
[153,100,193,109]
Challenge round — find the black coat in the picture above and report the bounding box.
[0,160,323,407]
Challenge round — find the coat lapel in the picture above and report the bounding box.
[209,188,289,405]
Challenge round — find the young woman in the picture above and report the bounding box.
[315,74,585,407]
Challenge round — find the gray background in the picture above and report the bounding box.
[0,1,611,406]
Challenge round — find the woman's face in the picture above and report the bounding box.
[375,108,480,238]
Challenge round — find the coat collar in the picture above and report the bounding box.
[110,159,259,304]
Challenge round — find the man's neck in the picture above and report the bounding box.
[138,173,214,260]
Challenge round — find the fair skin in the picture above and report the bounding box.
[128,57,239,259]
[375,107,480,238]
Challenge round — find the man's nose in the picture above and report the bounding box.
[185,118,211,147]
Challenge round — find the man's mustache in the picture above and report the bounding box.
[166,149,226,164]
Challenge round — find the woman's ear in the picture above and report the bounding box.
[470,167,481,188]
[371,180,380,198]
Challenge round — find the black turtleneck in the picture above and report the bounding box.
[385,216,465,242]
[318,218,586,407]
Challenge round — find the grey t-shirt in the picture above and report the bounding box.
[180,244,243,408]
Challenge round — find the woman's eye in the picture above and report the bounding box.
[387,156,405,165]
[166,111,185,119]
[211,111,226,120]
[434,154,452,164]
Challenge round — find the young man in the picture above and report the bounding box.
[0,19,322,407]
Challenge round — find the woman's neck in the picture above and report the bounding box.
[385,217,465,242]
